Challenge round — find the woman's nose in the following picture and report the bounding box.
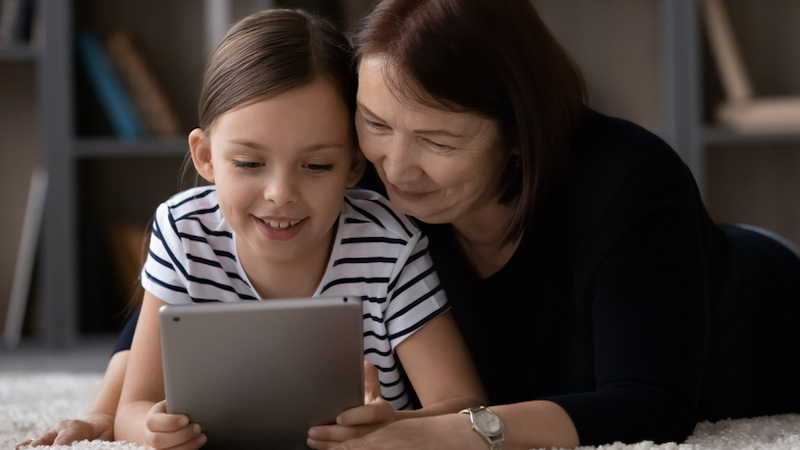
[381,140,421,184]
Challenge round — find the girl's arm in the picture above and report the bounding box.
[114,291,206,449]
[16,350,129,448]
[307,311,488,447]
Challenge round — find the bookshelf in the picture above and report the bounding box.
[6,0,800,348]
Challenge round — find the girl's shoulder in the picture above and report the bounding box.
[342,188,421,241]
[153,186,228,236]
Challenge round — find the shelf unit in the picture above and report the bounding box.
[11,0,800,348]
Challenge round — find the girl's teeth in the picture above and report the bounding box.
[266,219,300,228]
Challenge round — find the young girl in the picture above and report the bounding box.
[107,9,486,450]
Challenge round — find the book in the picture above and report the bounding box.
[76,30,144,139]
[106,30,183,137]
[4,167,47,349]
[0,0,35,46]
[703,0,800,132]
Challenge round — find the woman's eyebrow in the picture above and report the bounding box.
[356,102,383,121]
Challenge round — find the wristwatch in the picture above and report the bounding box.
[460,406,504,450]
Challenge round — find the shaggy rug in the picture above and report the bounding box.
[3,372,800,450]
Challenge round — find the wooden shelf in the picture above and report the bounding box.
[0,44,38,61]
[703,126,800,147]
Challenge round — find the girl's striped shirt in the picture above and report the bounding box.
[141,186,448,410]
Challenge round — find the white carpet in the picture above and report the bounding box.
[3,372,800,450]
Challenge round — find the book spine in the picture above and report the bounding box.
[76,30,144,139]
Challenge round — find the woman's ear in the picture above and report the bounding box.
[189,128,215,183]
[347,148,368,188]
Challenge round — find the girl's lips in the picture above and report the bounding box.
[255,216,306,241]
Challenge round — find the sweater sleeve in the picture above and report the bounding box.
[543,139,710,445]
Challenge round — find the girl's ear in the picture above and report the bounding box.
[189,128,215,183]
[346,149,368,188]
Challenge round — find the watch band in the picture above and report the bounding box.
[460,406,504,450]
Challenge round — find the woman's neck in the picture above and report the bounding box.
[450,200,521,279]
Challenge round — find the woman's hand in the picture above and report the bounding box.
[307,362,397,449]
[16,412,115,448]
[329,413,484,450]
[144,400,206,450]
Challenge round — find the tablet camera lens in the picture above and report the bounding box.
[173,317,180,322]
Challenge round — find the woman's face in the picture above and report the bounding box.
[356,55,510,225]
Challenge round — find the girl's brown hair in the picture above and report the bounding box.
[200,8,356,131]
[354,0,587,244]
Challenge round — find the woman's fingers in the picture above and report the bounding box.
[336,401,394,427]
[308,424,362,444]
[146,423,204,449]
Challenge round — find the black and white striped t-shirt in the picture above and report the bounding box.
[141,186,448,410]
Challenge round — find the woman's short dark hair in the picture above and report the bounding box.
[353,0,587,244]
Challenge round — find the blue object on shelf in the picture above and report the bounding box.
[75,30,143,139]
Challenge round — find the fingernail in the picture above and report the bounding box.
[192,423,201,434]
[307,437,318,447]
[308,428,318,438]
[198,434,207,446]
[179,416,189,427]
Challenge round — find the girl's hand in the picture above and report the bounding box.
[144,400,206,450]
[307,362,396,449]
[16,413,114,448]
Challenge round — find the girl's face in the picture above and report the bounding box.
[190,78,364,269]
[355,55,510,227]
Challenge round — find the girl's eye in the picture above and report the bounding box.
[232,160,262,169]
[306,163,334,172]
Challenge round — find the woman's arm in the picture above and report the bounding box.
[325,400,579,450]
[115,291,205,449]
[307,311,488,447]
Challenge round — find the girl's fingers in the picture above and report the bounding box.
[363,362,382,403]
[146,401,191,433]
[146,423,203,450]
[52,420,94,445]
[146,433,207,450]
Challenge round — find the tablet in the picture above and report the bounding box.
[159,296,364,450]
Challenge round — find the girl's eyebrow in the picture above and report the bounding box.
[226,138,343,152]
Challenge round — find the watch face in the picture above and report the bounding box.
[475,410,503,436]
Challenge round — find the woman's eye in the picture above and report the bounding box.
[306,163,334,172]
[365,119,388,130]
[232,160,262,169]
[424,139,453,152]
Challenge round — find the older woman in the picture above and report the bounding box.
[21,1,800,449]
[310,0,800,449]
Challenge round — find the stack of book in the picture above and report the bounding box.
[76,29,183,139]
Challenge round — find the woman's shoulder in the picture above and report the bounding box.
[572,109,684,170]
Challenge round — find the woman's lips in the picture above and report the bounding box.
[390,184,434,201]
[255,216,306,241]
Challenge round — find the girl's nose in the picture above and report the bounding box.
[263,171,298,206]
